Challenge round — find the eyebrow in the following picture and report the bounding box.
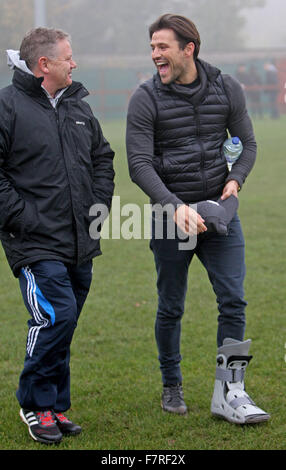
[150,41,168,48]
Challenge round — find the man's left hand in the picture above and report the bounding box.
[221,180,240,200]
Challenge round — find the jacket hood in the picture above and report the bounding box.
[7,49,33,75]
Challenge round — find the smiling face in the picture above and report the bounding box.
[150,28,196,85]
[39,38,77,97]
[46,39,77,91]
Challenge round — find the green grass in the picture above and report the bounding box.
[0,116,285,450]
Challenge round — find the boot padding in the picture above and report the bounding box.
[218,337,251,357]
[211,338,270,424]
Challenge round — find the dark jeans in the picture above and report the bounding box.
[150,213,247,386]
[17,260,93,411]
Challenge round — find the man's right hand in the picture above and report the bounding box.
[173,204,207,236]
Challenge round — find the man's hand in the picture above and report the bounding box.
[173,204,207,236]
[221,180,240,200]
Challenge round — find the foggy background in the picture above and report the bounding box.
[0,0,285,119]
[0,1,285,56]
[244,0,285,48]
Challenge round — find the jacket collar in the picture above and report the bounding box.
[153,58,221,105]
[12,67,88,102]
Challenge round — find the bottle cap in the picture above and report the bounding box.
[232,137,240,145]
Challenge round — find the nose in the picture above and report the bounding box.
[151,47,160,61]
[71,59,77,69]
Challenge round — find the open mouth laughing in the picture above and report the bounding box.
[156,60,170,76]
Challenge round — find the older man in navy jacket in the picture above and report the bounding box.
[0,27,115,444]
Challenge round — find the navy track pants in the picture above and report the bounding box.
[16,260,93,412]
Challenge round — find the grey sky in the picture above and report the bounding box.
[244,0,286,48]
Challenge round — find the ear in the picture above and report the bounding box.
[37,56,50,74]
[184,41,195,58]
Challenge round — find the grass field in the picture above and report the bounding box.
[0,115,285,451]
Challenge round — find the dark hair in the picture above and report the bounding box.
[149,14,201,59]
[20,27,71,71]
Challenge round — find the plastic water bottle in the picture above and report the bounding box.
[223,136,243,171]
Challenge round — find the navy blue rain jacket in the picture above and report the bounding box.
[0,68,115,276]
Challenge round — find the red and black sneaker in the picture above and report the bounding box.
[20,408,63,444]
[54,412,82,435]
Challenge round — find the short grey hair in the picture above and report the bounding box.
[20,27,71,71]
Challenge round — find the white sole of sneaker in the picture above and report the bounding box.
[19,409,62,445]
[20,408,41,443]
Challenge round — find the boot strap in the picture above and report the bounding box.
[229,395,256,409]
[216,367,245,383]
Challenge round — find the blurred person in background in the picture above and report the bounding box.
[236,64,263,119]
[0,27,115,444]
[235,64,251,91]
[264,61,280,119]
[248,64,263,119]
[126,14,270,425]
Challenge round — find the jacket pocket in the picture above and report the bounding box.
[19,200,42,237]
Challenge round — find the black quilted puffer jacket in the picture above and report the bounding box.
[127,58,256,208]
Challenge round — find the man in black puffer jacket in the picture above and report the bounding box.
[126,14,269,424]
[0,28,114,444]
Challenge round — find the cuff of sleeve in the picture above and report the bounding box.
[152,194,184,212]
[225,174,243,191]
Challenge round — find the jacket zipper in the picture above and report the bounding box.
[193,106,207,197]
[54,104,79,260]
